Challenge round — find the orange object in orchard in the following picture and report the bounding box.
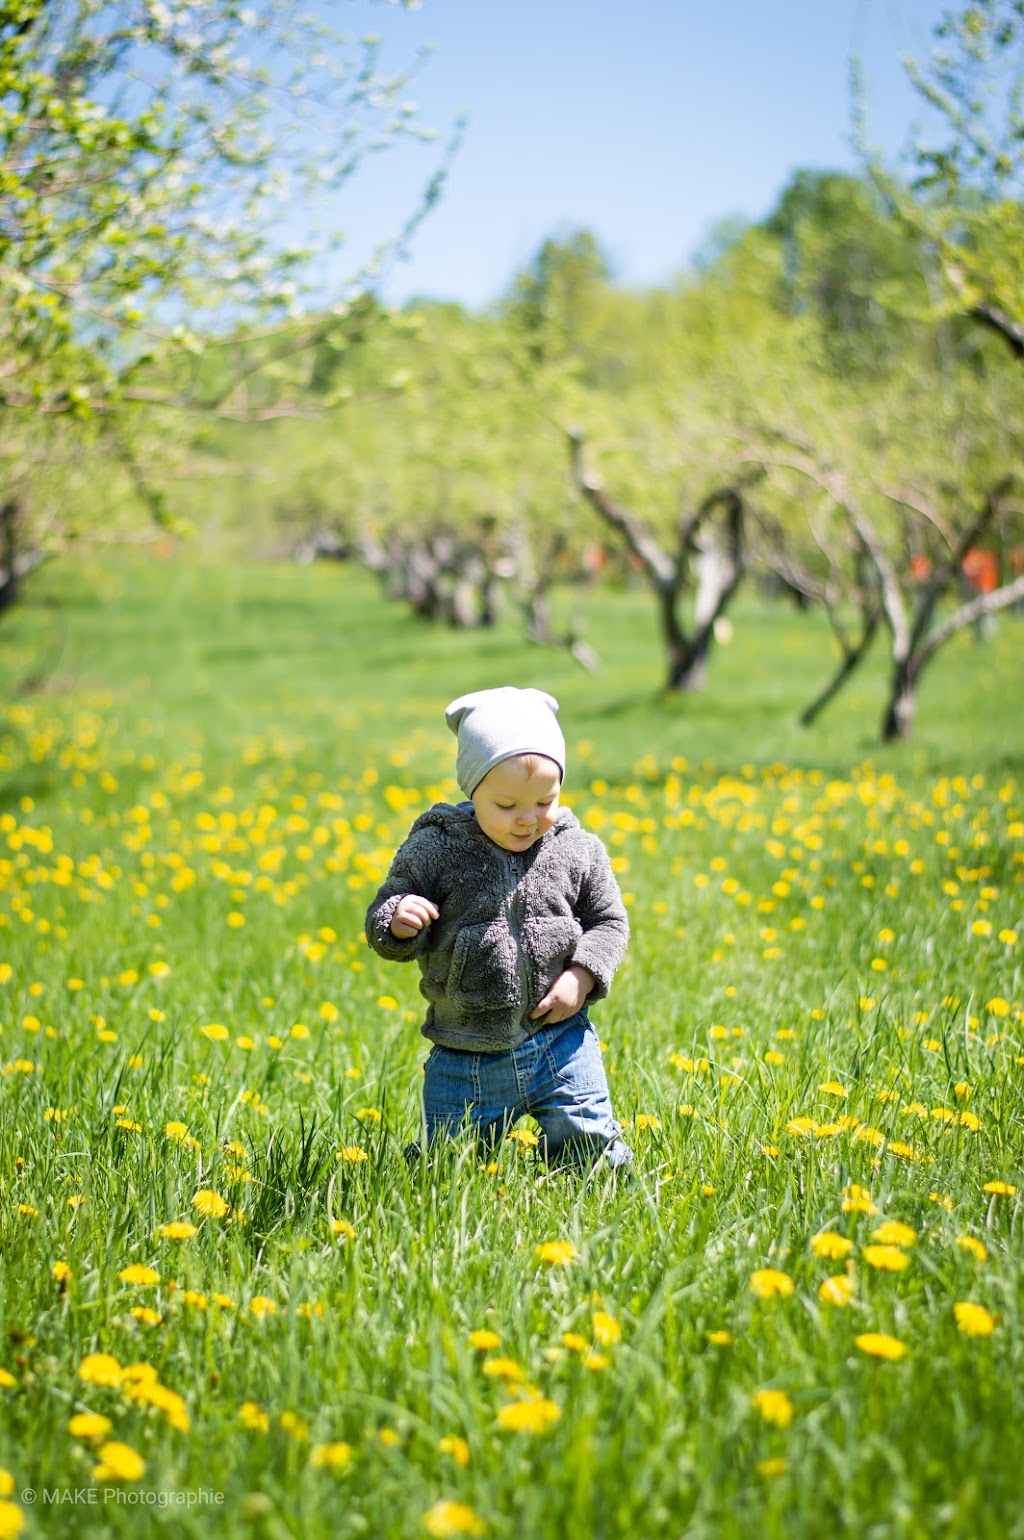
[962,547,999,594]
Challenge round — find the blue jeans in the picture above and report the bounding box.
[422,1010,632,1168]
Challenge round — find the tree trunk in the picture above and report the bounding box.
[800,612,880,726]
[882,657,919,741]
[667,631,712,691]
[0,499,21,613]
[660,584,707,691]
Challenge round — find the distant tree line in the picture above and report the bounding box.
[2,1,1023,742]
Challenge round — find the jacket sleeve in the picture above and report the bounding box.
[569,836,629,1001]
[364,825,442,963]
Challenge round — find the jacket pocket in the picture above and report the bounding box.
[447,921,521,1012]
[522,915,584,1003]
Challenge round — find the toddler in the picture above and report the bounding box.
[365,686,632,1169]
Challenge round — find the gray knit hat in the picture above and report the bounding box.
[445,687,566,798]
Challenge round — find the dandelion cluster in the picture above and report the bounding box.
[0,633,1021,1538]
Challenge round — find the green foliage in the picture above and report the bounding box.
[864,0,1024,349]
[0,0,436,548]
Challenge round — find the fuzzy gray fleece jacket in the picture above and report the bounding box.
[364,802,629,1052]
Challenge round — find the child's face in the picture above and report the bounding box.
[471,756,561,853]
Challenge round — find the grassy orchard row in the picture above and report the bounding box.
[0,555,1021,1539]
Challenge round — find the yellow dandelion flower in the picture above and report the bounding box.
[191,1189,229,1217]
[871,1221,917,1249]
[753,1388,793,1428]
[811,1233,853,1260]
[200,1023,229,1042]
[181,1290,208,1309]
[757,1457,787,1477]
[337,1146,368,1163]
[77,1353,122,1387]
[0,1501,24,1540]
[421,1499,486,1538]
[819,1275,855,1306]
[592,1310,621,1346]
[856,1332,906,1360]
[129,1306,161,1326]
[706,1330,733,1346]
[120,1364,158,1392]
[309,1441,352,1469]
[534,1240,578,1266]
[496,1397,561,1434]
[953,1301,996,1337]
[157,1221,197,1241]
[786,1116,819,1137]
[331,1218,356,1240]
[983,1180,1017,1196]
[118,1264,160,1286]
[249,1295,276,1319]
[137,1382,188,1430]
[863,1244,911,1272]
[482,1357,524,1382]
[956,1236,988,1262]
[468,1329,500,1351]
[438,1434,470,1467]
[634,1113,661,1131]
[92,1441,145,1481]
[841,1184,877,1215]
[562,1332,588,1353]
[52,1260,71,1283]
[68,1413,112,1440]
[238,1402,270,1432]
[749,1268,794,1299]
[0,1371,14,1390]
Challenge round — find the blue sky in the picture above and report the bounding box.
[312,0,951,309]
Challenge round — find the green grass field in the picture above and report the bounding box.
[0,552,1022,1540]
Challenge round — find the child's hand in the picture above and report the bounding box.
[529,964,595,1024]
[390,895,440,939]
